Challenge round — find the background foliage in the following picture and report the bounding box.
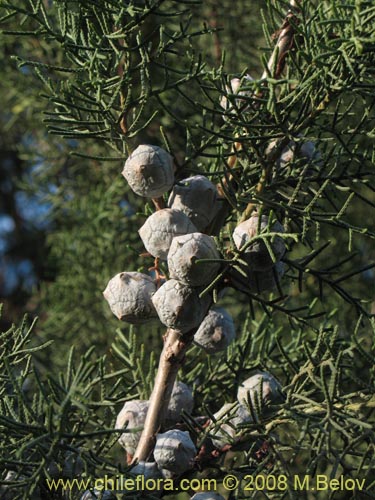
[0,0,374,499]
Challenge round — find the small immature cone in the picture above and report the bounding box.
[116,400,149,455]
[168,175,220,232]
[233,214,285,271]
[168,233,221,287]
[237,371,284,416]
[139,208,197,260]
[193,307,235,354]
[103,272,157,324]
[167,381,194,424]
[122,144,174,198]
[153,429,196,475]
[152,279,210,333]
[209,403,253,449]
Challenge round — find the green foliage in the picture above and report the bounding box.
[0,312,160,499]
[1,311,374,499]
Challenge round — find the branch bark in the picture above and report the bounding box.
[242,1,301,221]
[133,0,301,464]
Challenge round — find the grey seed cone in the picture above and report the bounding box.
[122,144,174,198]
[103,272,157,324]
[139,208,197,260]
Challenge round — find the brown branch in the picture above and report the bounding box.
[133,328,204,462]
